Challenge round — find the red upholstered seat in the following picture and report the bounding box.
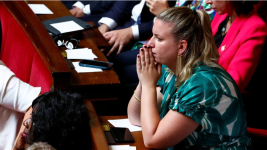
[0,3,51,93]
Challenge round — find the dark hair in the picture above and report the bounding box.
[230,1,259,16]
[28,90,92,150]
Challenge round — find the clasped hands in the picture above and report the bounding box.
[137,45,162,87]
[69,7,84,18]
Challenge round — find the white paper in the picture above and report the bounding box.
[109,145,132,150]
[28,4,53,14]
[66,48,97,60]
[72,62,102,73]
[50,21,83,33]
[108,119,142,132]
[130,146,136,150]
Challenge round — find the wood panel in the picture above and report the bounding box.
[87,101,109,150]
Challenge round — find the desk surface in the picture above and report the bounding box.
[99,116,151,150]
[29,1,120,99]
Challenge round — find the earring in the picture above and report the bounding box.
[176,55,183,86]
[176,55,183,77]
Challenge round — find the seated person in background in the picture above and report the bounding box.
[128,7,252,149]
[207,0,267,92]
[146,0,215,20]
[62,1,116,26]
[95,0,176,56]
[26,142,56,150]
[112,0,214,101]
[0,60,41,150]
[13,90,92,150]
[63,1,115,17]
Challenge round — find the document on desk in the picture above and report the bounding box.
[66,48,97,60]
[72,62,102,73]
[108,119,142,132]
[28,4,53,14]
[109,145,136,150]
[50,21,84,33]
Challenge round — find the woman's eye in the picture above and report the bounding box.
[156,37,162,41]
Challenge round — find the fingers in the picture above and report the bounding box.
[103,32,112,41]
[144,46,150,65]
[136,54,141,74]
[117,44,124,55]
[69,9,75,16]
[107,42,119,56]
[149,48,155,65]
[140,48,146,67]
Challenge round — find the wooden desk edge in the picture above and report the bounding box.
[87,101,109,150]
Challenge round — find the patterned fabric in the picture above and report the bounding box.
[157,63,252,150]
[176,0,216,20]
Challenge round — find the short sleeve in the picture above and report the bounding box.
[169,72,236,134]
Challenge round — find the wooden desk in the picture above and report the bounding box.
[87,101,109,150]
[99,116,150,150]
[29,1,120,100]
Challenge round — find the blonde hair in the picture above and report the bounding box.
[157,7,219,87]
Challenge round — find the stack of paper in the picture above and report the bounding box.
[50,21,84,33]
[109,145,136,150]
[108,119,142,132]
[72,62,102,73]
[66,48,97,60]
[28,4,53,14]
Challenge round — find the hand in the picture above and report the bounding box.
[137,46,162,87]
[69,7,84,18]
[145,0,169,16]
[102,28,134,56]
[98,24,110,35]
[13,132,25,150]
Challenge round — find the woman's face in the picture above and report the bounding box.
[205,0,231,15]
[147,19,179,68]
[23,117,34,143]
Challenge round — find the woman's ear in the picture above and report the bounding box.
[178,40,187,55]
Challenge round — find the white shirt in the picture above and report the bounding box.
[73,1,91,15]
[0,60,41,150]
[98,0,146,40]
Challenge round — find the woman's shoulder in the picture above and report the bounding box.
[181,65,235,92]
[240,11,267,29]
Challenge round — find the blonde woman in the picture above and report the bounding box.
[128,7,252,150]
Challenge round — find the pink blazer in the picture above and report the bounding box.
[211,11,267,92]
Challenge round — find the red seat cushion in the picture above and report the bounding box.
[0,4,51,93]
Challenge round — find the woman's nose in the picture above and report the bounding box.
[147,37,155,48]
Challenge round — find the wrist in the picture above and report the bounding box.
[100,24,110,31]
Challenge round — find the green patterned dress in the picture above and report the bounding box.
[157,63,252,150]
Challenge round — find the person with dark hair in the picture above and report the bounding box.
[206,0,267,92]
[12,90,92,150]
[128,7,252,150]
